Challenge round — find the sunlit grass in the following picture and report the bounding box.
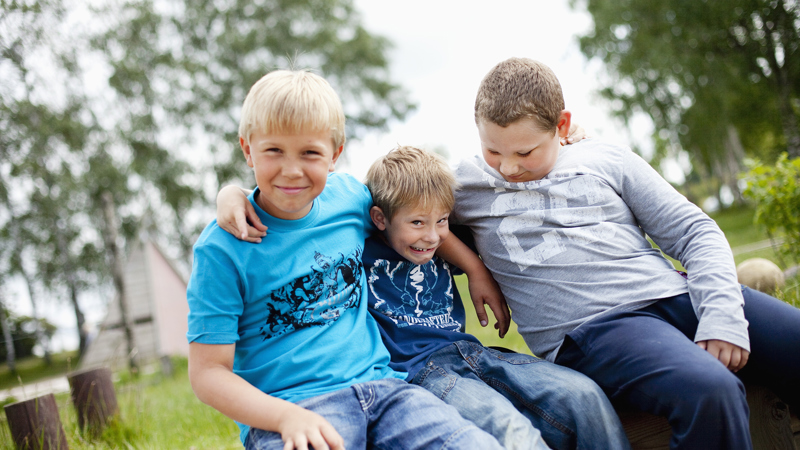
[0,351,79,392]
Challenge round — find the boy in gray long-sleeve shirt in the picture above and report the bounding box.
[454,57,800,449]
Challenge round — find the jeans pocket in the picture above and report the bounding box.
[246,428,284,450]
[490,348,544,365]
[413,363,459,401]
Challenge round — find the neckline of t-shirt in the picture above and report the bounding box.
[247,187,322,231]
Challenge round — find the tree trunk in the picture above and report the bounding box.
[0,293,16,375]
[69,281,87,358]
[722,125,746,205]
[101,191,138,374]
[55,232,88,358]
[763,14,800,158]
[22,268,52,366]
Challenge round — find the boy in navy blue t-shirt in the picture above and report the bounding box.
[361,146,629,450]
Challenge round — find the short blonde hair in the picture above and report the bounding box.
[364,146,456,221]
[239,70,346,148]
[474,57,564,133]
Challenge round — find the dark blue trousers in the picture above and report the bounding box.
[555,286,800,450]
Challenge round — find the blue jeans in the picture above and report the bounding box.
[245,377,502,450]
[555,287,800,450]
[412,340,630,450]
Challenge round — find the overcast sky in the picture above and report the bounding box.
[341,0,655,180]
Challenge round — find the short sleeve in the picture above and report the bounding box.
[186,236,246,344]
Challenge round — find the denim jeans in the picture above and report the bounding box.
[245,377,502,450]
[555,287,800,450]
[412,340,630,450]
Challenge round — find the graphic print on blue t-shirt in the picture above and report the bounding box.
[368,258,463,331]
[262,248,363,339]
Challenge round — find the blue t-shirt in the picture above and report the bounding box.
[363,235,481,379]
[187,173,405,444]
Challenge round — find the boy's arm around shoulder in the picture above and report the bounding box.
[216,185,267,243]
[615,148,750,370]
[189,343,344,450]
[436,233,510,338]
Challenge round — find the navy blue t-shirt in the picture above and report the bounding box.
[363,235,481,379]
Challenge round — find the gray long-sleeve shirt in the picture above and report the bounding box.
[452,139,749,361]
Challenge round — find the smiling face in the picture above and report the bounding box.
[370,204,451,265]
[477,113,571,183]
[240,128,343,220]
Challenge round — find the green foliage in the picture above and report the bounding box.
[1,0,413,359]
[95,0,416,194]
[575,0,800,200]
[0,310,56,361]
[741,153,800,263]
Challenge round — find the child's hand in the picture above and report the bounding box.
[276,406,345,450]
[467,270,511,338]
[561,122,589,145]
[697,339,750,372]
[216,185,267,242]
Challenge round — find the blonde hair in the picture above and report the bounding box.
[474,57,564,133]
[239,70,346,148]
[364,146,457,221]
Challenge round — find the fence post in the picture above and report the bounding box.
[67,367,118,435]
[4,393,69,449]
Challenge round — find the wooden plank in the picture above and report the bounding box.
[747,385,796,450]
[617,384,796,450]
[616,403,670,450]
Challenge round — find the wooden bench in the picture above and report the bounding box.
[617,384,800,449]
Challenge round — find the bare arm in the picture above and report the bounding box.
[189,343,344,450]
[216,185,267,242]
[436,234,510,338]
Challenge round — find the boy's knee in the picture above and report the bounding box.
[440,424,503,450]
[673,364,746,409]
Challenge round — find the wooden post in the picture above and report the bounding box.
[4,394,69,450]
[67,367,119,435]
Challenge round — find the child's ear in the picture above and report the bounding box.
[240,137,254,168]
[556,110,572,139]
[369,206,388,230]
[329,144,344,172]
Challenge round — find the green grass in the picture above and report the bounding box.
[1,358,241,449]
[0,351,79,392]
[456,275,533,355]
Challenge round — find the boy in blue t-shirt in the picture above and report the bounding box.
[187,70,503,450]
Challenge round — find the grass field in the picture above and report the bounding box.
[1,206,797,448]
